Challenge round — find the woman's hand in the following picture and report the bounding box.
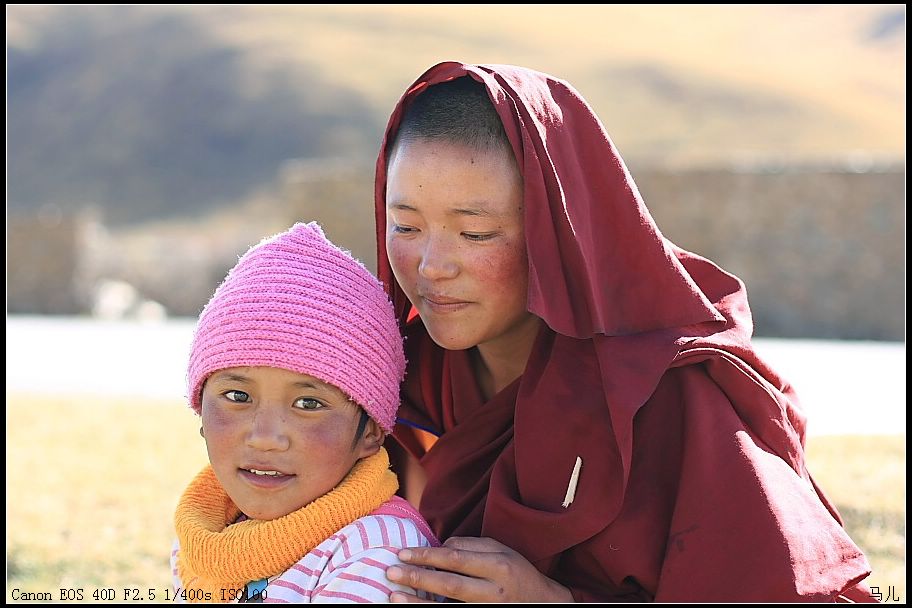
[386,536,573,603]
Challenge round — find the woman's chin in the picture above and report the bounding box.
[424,326,479,352]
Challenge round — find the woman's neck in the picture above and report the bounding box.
[471,314,542,401]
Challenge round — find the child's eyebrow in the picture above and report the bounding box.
[292,381,321,390]
[210,372,251,384]
[291,381,337,394]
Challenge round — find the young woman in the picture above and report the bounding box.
[375,62,876,602]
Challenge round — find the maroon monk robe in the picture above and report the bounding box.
[374,61,875,602]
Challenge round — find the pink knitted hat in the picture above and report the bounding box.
[187,222,405,434]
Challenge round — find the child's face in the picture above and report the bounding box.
[200,366,381,520]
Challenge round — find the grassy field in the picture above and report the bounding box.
[6,395,905,603]
[804,434,906,602]
[6,396,208,603]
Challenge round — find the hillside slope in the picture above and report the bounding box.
[7,5,904,224]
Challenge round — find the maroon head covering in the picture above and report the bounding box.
[374,62,874,601]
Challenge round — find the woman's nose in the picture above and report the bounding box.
[418,235,459,281]
[245,406,290,451]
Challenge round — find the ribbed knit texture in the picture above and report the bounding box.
[187,222,405,433]
[174,447,399,603]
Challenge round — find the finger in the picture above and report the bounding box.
[442,536,516,554]
[398,546,505,579]
[387,564,503,603]
[389,590,437,603]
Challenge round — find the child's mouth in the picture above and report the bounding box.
[246,468,286,477]
[239,468,295,488]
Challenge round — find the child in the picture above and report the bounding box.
[170,222,439,603]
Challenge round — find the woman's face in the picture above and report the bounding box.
[385,139,536,352]
[201,366,380,521]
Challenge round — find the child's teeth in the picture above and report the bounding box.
[249,469,282,476]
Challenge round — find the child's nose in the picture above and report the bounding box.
[245,407,291,451]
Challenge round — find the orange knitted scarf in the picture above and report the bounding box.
[174,447,398,603]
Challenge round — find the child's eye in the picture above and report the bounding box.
[224,390,251,403]
[294,398,325,411]
[391,224,417,234]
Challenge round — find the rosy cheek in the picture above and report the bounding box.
[306,425,345,451]
[201,393,238,438]
[387,241,418,281]
[477,239,527,282]
[204,406,232,432]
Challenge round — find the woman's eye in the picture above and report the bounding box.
[463,232,497,242]
[224,390,250,403]
[294,398,325,411]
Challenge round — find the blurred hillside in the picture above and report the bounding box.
[6,5,906,339]
[7,5,378,224]
[7,5,905,224]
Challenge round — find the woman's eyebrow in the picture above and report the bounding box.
[389,202,418,212]
[449,206,495,217]
[390,201,501,217]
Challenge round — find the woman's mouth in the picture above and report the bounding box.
[421,295,471,314]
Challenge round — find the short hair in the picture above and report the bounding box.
[351,408,371,451]
[390,76,511,156]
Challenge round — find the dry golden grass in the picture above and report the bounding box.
[6,395,905,602]
[6,395,208,602]
[805,434,906,602]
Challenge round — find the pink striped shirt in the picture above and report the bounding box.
[171,497,440,603]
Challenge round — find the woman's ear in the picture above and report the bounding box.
[356,418,384,460]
